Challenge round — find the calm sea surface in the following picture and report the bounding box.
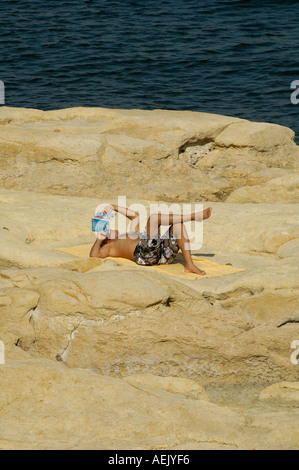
[0,0,298,139]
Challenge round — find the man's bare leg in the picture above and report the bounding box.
[129,216,140,233]
[146,208,212,237]
[172,223,206,275]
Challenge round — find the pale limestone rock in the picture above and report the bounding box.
[277,238,299,258]
[215,121,295,150]
[0,106,298,202]
[0,189,298,386]
[0,331,31,361]
[1,107,299,449]
[202,202,299,255]
[124,374,210,400]
[180,142,215,167]
[0,359,247,450]
[226,173,299,203]
[187,256,299,327]
[0,188,99,268]
[259,382,299,405]
[0,359,299,449]
[1,189,299,273]
[1,262,298,385]
[0,287,39,343]
[0,106,45,124]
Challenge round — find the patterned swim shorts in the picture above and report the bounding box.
[133,225,179,266]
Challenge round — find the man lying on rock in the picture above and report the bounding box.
[90,204,212,275]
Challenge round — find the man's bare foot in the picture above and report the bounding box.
[195,207,212,222]
[185,263,206,275]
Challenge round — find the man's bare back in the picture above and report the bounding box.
[106,235,141,261]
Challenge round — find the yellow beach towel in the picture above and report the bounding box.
[56,244,243,280]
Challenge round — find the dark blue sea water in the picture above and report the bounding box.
[0,0,299,139]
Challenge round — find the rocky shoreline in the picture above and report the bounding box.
[0,106,298,449]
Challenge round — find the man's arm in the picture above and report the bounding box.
[89,238,102,257]
[90,231,109,257]
[104,204,140,232]
[110,204,139,221]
